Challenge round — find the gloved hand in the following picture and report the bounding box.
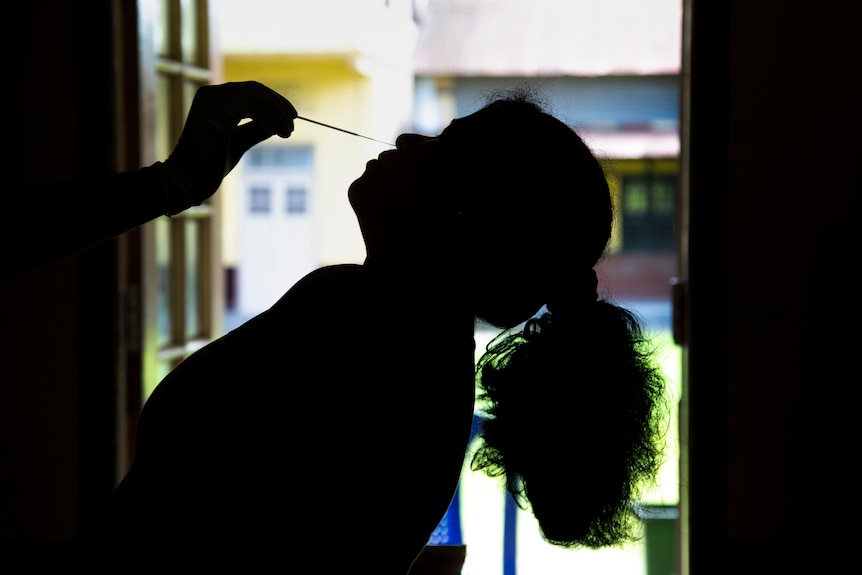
[162,81,297,215]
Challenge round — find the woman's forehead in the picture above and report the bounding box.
[440,116,470,137]
[439,110,507,143]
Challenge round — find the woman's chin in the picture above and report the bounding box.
[347,176,365,209]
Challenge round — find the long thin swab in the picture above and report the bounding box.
[296,116,395,146]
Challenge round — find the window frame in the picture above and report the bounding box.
[121,0,221,469]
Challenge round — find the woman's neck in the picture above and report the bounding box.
[362,255,474,323]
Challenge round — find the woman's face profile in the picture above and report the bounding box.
[348,132,458,261]
[348,133,440,205]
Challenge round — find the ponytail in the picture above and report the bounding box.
[470,298,667,548]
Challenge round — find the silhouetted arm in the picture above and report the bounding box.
[1,81,297,279]
[2,163,170,278]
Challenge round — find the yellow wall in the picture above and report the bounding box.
[220,55,413,268]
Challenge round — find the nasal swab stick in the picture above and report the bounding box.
[296,116,395,146]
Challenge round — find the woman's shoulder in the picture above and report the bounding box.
[267,264,388,322]
[279,262,379,296]
[287,263,374,291]
[139,265,386,416]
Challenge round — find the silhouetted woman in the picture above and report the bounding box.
[109,86,667,573]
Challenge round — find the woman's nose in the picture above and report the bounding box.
[395,133,433,149]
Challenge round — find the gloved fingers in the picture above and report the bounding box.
[224,121,277,175]
[194,81,297,138]
[165,81,298,210]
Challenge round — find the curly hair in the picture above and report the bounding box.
[470,300,668,548]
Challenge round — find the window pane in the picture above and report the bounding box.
[183,80,199,124]
[155,75,173,162]
[181,0,199,65]
[155,216,172,348]
[620,172,677,252]
[286,186,308,214]
[248,146,313,168]
[185,219,201,339]
[624,181,649,215]
[653,179,676,214]
[145,359,176,400]
[155,0,170,57]
[250,186,272,213]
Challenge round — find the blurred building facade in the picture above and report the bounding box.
[412,0,682,307]
[215,0,418,319]
[218,0,682,321]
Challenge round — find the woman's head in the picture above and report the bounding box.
[349,88,613,328]
[439,91,613,326]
